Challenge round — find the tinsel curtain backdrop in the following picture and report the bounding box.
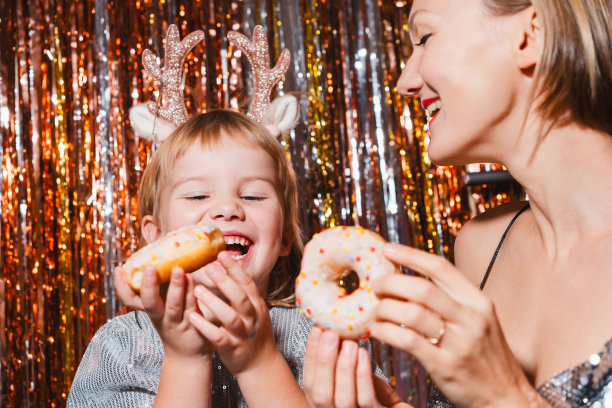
[0,0,523,406]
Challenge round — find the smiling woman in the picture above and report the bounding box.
[302,0,612,407]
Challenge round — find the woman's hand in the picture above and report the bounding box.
[114,265,214,358]
[303,327,410,408]
[371,243,545,407]
[188,252,276,374]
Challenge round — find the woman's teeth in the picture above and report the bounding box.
[426,100,442,118]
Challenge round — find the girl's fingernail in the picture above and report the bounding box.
[144,266,157,280]
[206,267,220,277]
[194,285,206,298]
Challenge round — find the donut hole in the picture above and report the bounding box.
[338,269,360,295]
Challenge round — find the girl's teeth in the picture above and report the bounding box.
[232,254,246,260]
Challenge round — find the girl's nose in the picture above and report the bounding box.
[397,53,424,96]
[208,197,245,221]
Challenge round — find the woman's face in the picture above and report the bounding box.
[399,0,526,165]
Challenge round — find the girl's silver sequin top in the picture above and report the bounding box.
[67,307,313,407]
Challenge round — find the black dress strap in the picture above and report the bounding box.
[479,202,531,290]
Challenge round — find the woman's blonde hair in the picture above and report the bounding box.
[137,110,303,307]
[484,0,612,134]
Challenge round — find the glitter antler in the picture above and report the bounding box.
[228,25,291,122]
[142,24,204,127]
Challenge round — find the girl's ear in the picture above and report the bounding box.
[279,231,293,257]
[515,7,540,71]
[141,215,163,245]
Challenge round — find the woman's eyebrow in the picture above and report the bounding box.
[408,9,427,32]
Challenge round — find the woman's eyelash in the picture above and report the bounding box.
[416,33,432,46]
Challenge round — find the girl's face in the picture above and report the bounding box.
[142,138,289,294]
[399,0,525,165]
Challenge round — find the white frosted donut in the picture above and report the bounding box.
[296,226,399,339]
[123,222,225,292]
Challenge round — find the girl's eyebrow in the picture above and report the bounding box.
[171,175,276,188]
[171,175,210,188]
[236,175,277,189]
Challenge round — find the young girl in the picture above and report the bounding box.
[304,0,612,407]
[67,110,311,407]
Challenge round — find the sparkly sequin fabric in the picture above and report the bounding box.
[427,338,612,407]
[67,306,386,407]
[67,307,312,407]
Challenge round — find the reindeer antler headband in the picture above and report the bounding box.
[130,24,299,143]
[227,25,291,122]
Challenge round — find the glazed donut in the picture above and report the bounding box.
[123,222,225,292]
[296,226,399,339]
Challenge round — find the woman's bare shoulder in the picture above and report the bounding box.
[454,201,529,285]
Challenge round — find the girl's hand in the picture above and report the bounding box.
[188,252,276,374]
[371,244,546,407]
[114,265,214,358]
[303,327,410,408]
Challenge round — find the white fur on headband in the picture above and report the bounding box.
[129,103,177,143]
[263,94,300,140]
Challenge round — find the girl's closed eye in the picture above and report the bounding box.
[241,194,266,202]
[184,193,210,201]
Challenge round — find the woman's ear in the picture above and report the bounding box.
[141,215,163,245]
[515,8,540,70]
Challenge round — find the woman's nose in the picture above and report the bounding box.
[207,197,245,221]
[397,53,423,96]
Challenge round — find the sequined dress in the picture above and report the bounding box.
[427,204,612,407]
[67,306,312,407]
